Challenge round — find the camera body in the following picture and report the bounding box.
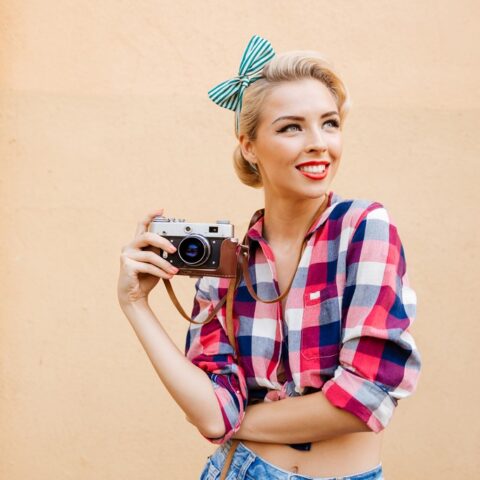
[147,216,239,278]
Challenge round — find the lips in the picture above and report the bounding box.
[295,160,330,180]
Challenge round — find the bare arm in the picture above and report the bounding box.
[232,391,371,444]
[117,209,226,438]
[121,299,226,438]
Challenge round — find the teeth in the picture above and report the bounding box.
[298,164,326,173]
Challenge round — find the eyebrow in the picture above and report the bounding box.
[271,111,339,125]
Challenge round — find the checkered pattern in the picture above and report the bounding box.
[185,191,422,444]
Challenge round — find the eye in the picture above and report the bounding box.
[278,123,302,133]
[324,119,340,129]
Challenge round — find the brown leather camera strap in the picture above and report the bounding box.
[161,236,306,361]
[238,192,330,305]
[163,194,330,355]
[163,279,224,324]
[219,439,239,480]
[162,234,304,353]
[162,250,244,354]
[238,234,309,304]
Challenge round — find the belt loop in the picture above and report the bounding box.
[235,444,256,478]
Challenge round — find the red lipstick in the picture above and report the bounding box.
[295,160,330,180]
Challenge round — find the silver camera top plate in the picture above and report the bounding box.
[149,216,234,238]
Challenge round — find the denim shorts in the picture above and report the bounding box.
[200,440,384,480]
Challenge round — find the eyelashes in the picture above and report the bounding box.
[277,119,340,133]
[325,119,340,128]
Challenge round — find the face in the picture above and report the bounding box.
[240,78,342,202]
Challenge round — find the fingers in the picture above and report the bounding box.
[134,208,165,237]
[129,231,177,252]
[121,255,175,280]
[128,250,179,275]
[121,210,178,279]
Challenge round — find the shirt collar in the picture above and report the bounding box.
[245,191,343,244]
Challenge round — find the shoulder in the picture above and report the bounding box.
[330,196,407,267]
[329,192,394,230]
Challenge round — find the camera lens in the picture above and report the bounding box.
[177,234,211,266]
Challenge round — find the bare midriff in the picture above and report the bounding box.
[243,430,384,477]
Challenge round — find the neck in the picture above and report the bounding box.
[262,192,330,248]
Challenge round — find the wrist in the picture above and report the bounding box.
[120,297,151,314]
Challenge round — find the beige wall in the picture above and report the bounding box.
[1,1,479,478]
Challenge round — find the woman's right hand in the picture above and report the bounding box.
[117,208,179,308]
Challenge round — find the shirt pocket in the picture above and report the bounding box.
[301,284,341,363]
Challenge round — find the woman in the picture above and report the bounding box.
[117,35,421,480]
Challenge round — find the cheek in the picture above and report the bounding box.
[260,140,299,165]
[269,136,295,149]
[329,136,343,158]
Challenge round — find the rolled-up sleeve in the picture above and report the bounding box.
[185,276,248,444]
[322,205,422,433]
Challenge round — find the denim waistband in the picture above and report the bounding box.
[208,440,384,480]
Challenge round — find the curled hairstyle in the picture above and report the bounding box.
[233,50,351,188]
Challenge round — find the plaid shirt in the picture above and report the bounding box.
[185,191,422,444]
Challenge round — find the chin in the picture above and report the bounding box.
[302,186,331,199]
[288,189,328,202]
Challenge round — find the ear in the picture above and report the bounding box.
[238,134,257,164]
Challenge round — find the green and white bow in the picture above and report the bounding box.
[208,35,276,134]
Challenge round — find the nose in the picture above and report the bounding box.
[304,125,328,153]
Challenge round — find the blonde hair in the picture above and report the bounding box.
[233,50,351,188]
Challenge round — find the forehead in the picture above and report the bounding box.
[262,78,338,118]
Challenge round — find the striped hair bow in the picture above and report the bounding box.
[208,35,276,135]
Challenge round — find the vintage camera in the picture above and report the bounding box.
[147,216,239,278]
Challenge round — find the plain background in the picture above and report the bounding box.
[1,1,479,478]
